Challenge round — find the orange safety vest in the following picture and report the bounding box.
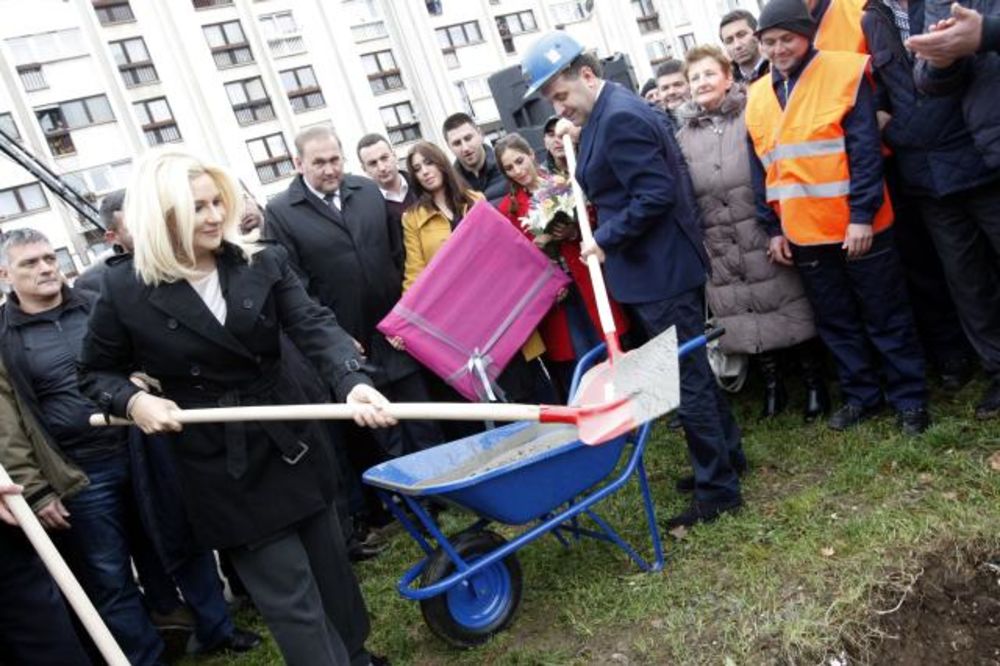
[745,51,893,246]
[814,0,868,54]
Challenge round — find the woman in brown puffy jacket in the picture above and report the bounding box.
[675,44,829,420]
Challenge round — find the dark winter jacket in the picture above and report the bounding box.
[264,174,419,387]
[78,243,371,549]
[915,0,1000,169]
[454,145,507,205]
[863,0,998,196]
[0,287,126,464]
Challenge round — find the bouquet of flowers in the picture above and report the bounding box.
[519,175,576,257]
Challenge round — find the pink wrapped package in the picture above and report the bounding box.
[377,200,571,401]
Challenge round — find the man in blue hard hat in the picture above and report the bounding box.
[520,32,745,529]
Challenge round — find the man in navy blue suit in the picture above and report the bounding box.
[521,32,745,529]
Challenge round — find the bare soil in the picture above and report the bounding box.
[863,550,1000,665]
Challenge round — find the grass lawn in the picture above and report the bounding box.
[184,376,1000,665]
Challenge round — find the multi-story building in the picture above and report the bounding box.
[0,0,760,274]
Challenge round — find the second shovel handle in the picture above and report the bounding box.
[562,135,617,343]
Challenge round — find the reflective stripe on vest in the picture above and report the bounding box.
[767,180,850,201]
[815,0,868,54]
[745,51,893,246]
[759,137,847,169]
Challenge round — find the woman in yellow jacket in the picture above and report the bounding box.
[396,141,551,433]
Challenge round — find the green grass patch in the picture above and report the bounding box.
[183,378,1000,665]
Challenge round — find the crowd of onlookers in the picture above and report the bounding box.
[0,0,998,663]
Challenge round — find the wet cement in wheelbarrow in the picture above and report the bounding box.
[409,425,581,490]
[859,549,1000,665]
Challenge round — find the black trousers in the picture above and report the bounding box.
[631,287,744,503]
[791,231,927,411]
[888,172,973,368]
[227,506,370,666]
[918,181,1000,379]
[0,526,91,665]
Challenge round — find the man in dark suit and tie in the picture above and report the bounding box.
[521,32,745,529]
[264,127,442,545]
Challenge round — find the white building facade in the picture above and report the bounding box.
[0,0,761,274]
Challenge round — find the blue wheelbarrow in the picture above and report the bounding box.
[363,332,718,648]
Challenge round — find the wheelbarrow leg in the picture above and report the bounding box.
[636,456,665,571]
[403,497,473,573]
[376,490,435,556]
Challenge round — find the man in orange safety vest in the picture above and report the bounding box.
[746,0,930,435]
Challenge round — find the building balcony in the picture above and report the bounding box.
[636,13,661,34]
[351,21,388,43]
[268,35,305,58]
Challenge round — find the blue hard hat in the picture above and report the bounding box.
[520,31,585,99]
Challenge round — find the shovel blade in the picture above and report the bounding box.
[573,326,680,444]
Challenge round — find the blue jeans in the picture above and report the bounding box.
[0,525,91,665]
[61,453,164,666]
[133,531,234,649]
[632,287,743,503]
[792,230,927,411]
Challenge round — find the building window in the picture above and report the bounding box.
[436,21,484,50]
[225,77,274,125]
[455,77,498,121]
[193,0,233,7]
[646,39,672,67]
[425,0,443,15]
[247,134,294,184]
[203,20,254,69]
[0,113,20,140]
[55,248,79,278]
[39,96,114,130]
[548,1,591,25]
[344,0,386,43]
[260,11,305,57]
[455,76,500,123]
[134,97,181,145]
[667,0,690,24]
[380,102,420,144]
[361,50,403,94]
[633,0,661,34]
[36,95,115,156]
[0,183,48,220]
[6,28,86,66]
[64,161,131,198]
[17,65,46,92]
[444,50,460,69]
[109,37,158,88]
[279,66,324,113]
[37,109,75,155]
[497,11,537,36]
[92,0,135,25]
[679,33,696,53]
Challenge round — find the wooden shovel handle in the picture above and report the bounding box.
[0,463,129,665]
[562,135,620,358]
[90,402,544,427]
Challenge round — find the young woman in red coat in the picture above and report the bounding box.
[494,133,629,400]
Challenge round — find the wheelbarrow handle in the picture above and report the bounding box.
[705,326,726,344]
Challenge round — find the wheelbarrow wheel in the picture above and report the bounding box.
[419,530,523,648]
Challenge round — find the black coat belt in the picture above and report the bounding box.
[164,371,310,479]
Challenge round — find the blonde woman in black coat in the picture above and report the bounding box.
[78,149,394,666]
